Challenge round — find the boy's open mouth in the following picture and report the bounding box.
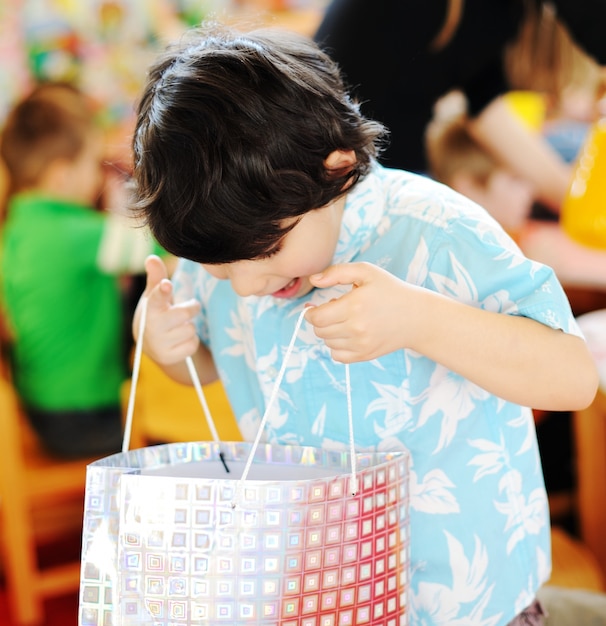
[272,277,302,298]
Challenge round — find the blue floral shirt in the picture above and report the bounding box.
[173,164,582,625]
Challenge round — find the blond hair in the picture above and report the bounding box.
[429,0,463,51]
[432,0,603,109]
[425,93,498,188]
[505,0,603,106]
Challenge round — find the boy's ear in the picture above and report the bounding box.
[324,149,357,173]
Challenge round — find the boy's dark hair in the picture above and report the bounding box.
[132,24,386,264]
[1,82,93,195]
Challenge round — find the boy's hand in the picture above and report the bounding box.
[306,262,419,363]
[133,255,201,365]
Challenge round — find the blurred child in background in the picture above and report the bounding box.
[426,91,535,237]
[425,91,606,292]
[504,2,606,165]
[315,0,606,215]
[0,82,168,459]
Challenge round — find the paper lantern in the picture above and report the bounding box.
[561,118,606,249]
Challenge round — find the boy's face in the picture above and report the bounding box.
[202,196,345,299]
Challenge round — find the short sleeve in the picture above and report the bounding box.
[424,207,584,338]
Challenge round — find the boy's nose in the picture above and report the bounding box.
[229,268,267,297]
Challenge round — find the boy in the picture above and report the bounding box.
[131,25,598,625]
[0,82,167,458]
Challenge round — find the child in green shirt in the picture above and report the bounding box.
[0,82,166,458]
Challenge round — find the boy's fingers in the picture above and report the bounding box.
[144,255,172,302]
[310,262,372,288]
[144,255,168,291]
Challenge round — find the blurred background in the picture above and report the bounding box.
[0,0,323,185]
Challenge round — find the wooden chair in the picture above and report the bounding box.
[571,308,606,583]
[0,356,95,624]
[548,527,604,591]
[572,387,606,580]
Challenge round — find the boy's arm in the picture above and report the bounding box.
[307,262,599,411]
[133,255,218,386]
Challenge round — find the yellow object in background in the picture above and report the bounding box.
[562,118,606,249]
[124,354,242,448]
[504,90,547,132]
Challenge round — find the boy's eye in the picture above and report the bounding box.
[256,244,282,260]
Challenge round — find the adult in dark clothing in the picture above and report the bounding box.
[314,0,606,212]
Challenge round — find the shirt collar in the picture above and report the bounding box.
[332,163,386,265]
